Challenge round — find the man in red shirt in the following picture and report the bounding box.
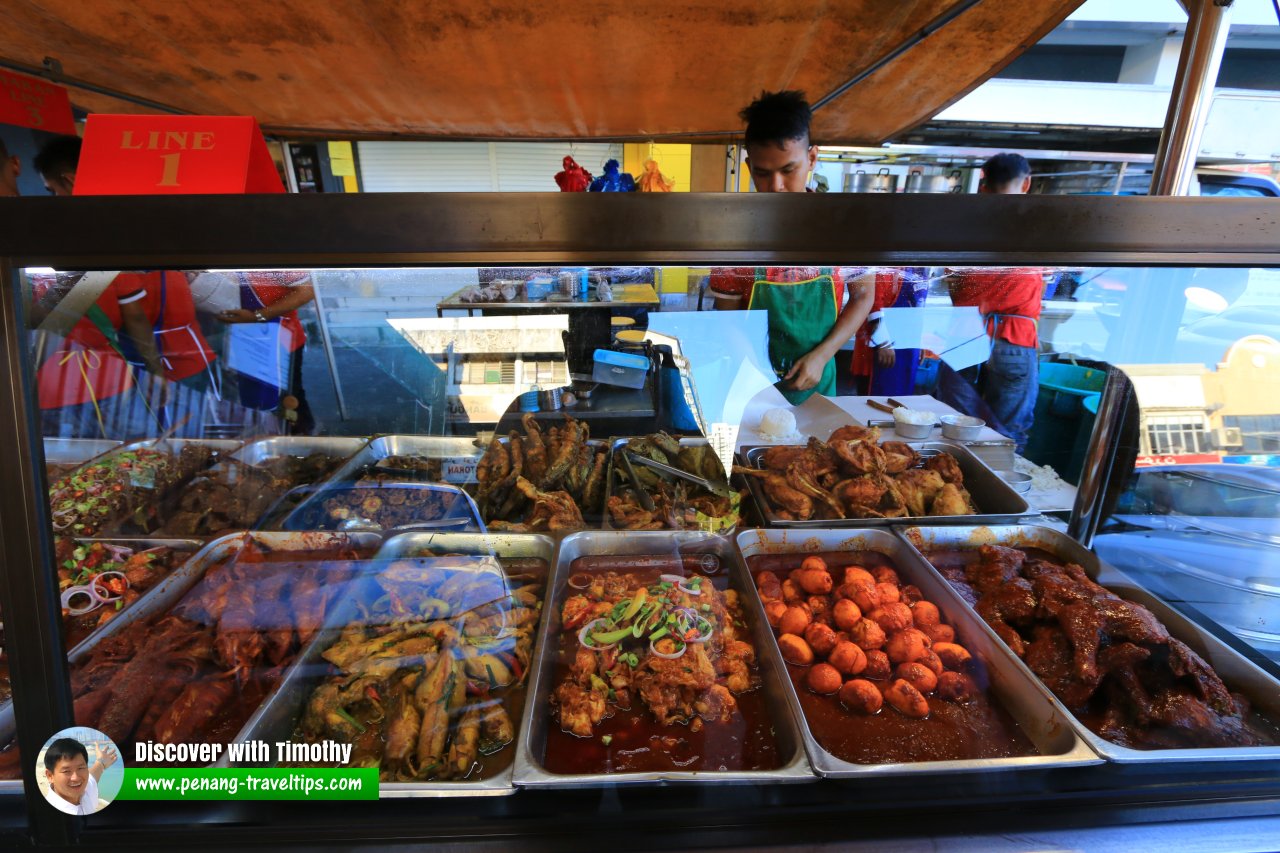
[947,153,1044,451]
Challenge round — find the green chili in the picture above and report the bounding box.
[334,707,367,734]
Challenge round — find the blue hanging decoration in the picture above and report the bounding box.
[589,159,637,192]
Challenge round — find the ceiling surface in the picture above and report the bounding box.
[0,0,1083,143]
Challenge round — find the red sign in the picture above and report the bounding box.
[74,115,284,195]
[0,68,75,134]
[1135,454,1221,468]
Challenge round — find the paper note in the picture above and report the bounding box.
[880,305,991,370]
[226,323,287,388]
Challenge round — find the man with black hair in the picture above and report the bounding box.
[0,137,21,198]
[945,152,1044,451]
[34,134,81,196]
[43,737,117,815]
[710,90,873,403]
[979,152,1032,195]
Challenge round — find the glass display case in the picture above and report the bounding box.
[1,192,1278,846]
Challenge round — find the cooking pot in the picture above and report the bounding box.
[844,167,897,194]
[904,168,964,194]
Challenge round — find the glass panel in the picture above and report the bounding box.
[9,261,1280,797]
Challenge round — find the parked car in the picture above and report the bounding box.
[1094,464,1280,663]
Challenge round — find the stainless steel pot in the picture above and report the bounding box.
[844,167,897,193]
[903,168,954,194]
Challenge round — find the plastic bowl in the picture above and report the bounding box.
[994,470,1033,494]
[940,414,985,440]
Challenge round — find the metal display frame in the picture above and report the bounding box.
[1,193,1279,847]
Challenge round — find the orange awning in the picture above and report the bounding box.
[0,0,1082,143]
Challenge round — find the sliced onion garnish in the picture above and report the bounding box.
[567,573,592,590]
[650,637,686,659]
[689,616,714,644]
[101,544,134,560]
[677,578,704,596]
[90,571,129,601]
[578,618,612,649]
[61,586,101,615]
[659,573,684,585]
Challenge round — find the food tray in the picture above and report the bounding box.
[117,437,244,457]
[514,530,813,788]
[231,435,368,469]
[233,532,555,797]
[603,436,736,533]
[477,436,610,526]
[277,481,484,534]
[739,440,1033,529]
[43,437,123,471]
[896,524,1280,764]
[325,435,484,486]
[734,528,1100,776]
[0,537,205,750]
[0,531,379,767]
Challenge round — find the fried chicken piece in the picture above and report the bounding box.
[475,437,510,500]
[542,418,581,488]
[514,476,584,532]
[930,482,973,516]
[734,466,813,519]
[894,468,945,516]
[880,441,920,475]
[554,680,607,737]
[832,439,886,476]
[521,413,548,484]
[787,462,844,518]
[581,450,607,513]
[606,494,663,530]
[828,425,881,444]
[759,445,810,470]
[923,452,964,486]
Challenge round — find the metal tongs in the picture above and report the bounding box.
[625,451,731,499]
[618,452,655,512]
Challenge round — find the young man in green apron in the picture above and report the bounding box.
[733,90,873,404]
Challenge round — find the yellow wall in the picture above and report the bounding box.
[1204,335,1280,428]
[623,143,692,193]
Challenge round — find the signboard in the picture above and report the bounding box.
[74,115,284,195]
[0,68,75,134]
[1135,453,1221,468]
[442,456,479,484]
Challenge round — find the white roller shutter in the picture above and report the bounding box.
[494,143,622,191]
[357,142,493,192]
[357,141,623,192]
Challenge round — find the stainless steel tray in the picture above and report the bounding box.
[514,530,814,787]
[43,437,123,470]
[326,435,484,486]
[278,480,484,534]
[233,532,555,797]
[739,440,1033,528]
[0,537,204,749]
[232,435,368,469]
[0,531,378,768]
[603,436,737,533]
[734,528,1100,776]
[896,524,1280,763]
[117,437,244,457]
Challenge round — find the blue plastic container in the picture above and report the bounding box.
[592,349,650,389]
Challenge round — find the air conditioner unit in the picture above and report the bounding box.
[1213,426,1244,449]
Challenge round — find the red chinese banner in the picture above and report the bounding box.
[1135,454,1221,468]
[74,115,284,195]
[0,68,75,134]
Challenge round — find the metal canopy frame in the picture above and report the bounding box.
[2,192,1280,845]
[2,193,1280,269]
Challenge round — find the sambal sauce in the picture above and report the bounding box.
[541,557,784,775]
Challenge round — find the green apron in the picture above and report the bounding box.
[747,267,840,404]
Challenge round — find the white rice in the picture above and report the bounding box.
[893,407,938,425]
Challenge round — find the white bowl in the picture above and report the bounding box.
[994,470,1033,494]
